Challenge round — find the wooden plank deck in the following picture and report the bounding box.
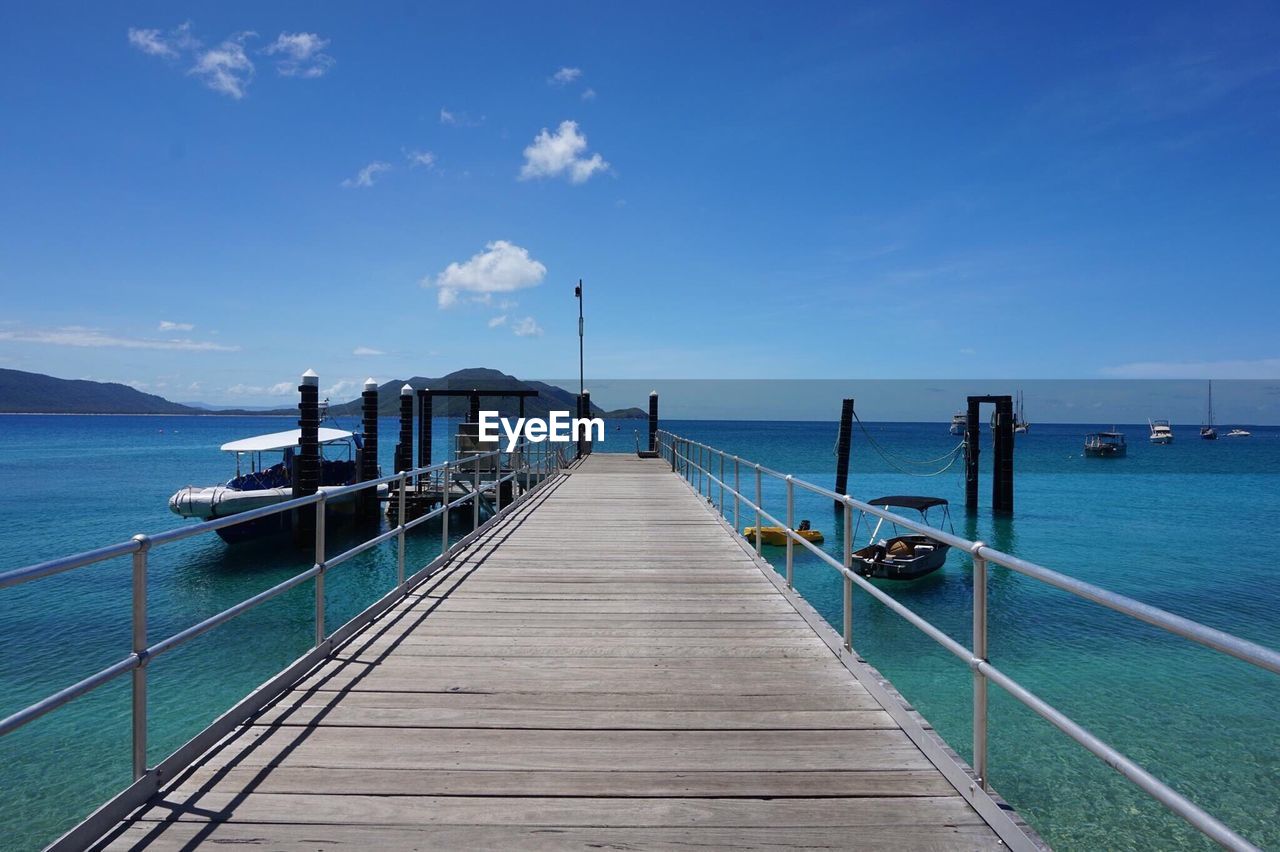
[91,453,1006,850]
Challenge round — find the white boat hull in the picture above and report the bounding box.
[169,484,364,521]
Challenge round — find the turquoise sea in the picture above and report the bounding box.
[1,414,1277,850]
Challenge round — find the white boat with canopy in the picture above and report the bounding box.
[169,426,372,542]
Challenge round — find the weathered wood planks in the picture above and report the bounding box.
[91,453,1005,851]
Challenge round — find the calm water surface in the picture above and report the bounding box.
[1,414,1277,850]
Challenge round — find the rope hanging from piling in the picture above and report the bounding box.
[847,409,966,477]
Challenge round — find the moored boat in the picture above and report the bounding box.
[949,411,967,436]
[1226,428,1251,437]
[742,525,824,546]
[1201,381,1217,440]
[169,427,373,542]
[1084,431,1127,458]
[1148,419,1174,444]
[851,496,953,581]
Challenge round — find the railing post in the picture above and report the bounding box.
[314,493,326,648]
[733,456,740,532]
[754,464,763,553]
[473,452,481,530]
[495,451,503,514]
[441,461,451,555]
[843,497,853,652]
[719,452,725,515]
[670,434,677,472]
[972,542,989,791]
[785,476,794,589]
[130,534,149,780]
[396,474,406,587]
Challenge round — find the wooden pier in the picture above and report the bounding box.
[88,454,1021,850]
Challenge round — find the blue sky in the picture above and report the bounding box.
[2,2,1279,406]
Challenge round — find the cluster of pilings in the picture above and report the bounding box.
[289,374,670,542]
[830,394,1015,516]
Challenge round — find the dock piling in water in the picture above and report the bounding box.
[833,397,854,511]
[358,378,379,521]
[648,391,659,452]
[964,395,1015,515]
[294,370,321,543]
[416,388,432,475]
[396,384,414,474]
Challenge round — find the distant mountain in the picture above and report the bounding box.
[0,369,204,414]
[0,367,647,418]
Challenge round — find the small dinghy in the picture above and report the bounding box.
[742,525,824,546]
[169,427,369,542]
[851,496,953,581]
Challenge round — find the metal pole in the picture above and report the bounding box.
[843,498,854,652]
[473,452,481,529]
[576,280,584,401]
[719,452,725,515]
[396,474,406,587]
[734,457,740,532]
[785,476,794,589]
[441,461,451,555]
[495,450,503,514]
[754,465,763,553]
[973,547,989,790]
[130,534,149,780]
[314,493,326,647]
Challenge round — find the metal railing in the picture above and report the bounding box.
[659,430,1277,852]
[0,438,573,848]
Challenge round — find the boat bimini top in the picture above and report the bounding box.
[220,428,354,453]
[855,495,953,544]
[867,496,949,512]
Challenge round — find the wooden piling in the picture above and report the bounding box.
[294,370,321,543]
[396,384,414,474]
[992,396,1014,515]
[833,398,854,511]
[648,391,659,452]
[964,395,1015,515]
[416,388,432,472]
[964,397,981,512]
[358,378,379,521]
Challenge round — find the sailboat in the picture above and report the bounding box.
[1201,381,1218,440]
[1014,390,1030,434]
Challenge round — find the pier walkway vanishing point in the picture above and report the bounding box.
[85,454,1031,850]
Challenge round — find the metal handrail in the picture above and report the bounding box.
[0,438,569,790]
[658,429,1273,852]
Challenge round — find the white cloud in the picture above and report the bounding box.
[342,161,391,188]
[324,379,356,398]
[128,26,182,58]
[158,320,194,332]
[228,381,294,396]
[189,33,256,99]
[488,315,508,328]
[263,32,334,78]
[550,67,582,86]
[0,326,238,352]
[519,120,609,184]
[405,149,436,168]
[1100,358,1280,379]
[352,346,384,356]
[430,240,547,309]
[439,107,482,127]
[581,87,597,101]
[512,316,543,337]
